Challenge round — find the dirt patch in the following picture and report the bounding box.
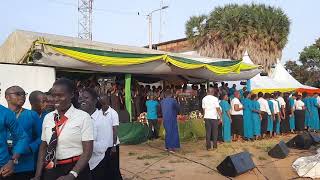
[120,134,318,180]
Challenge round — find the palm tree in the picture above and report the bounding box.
[185,4,290,72]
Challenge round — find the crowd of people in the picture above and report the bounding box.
[0,78,122,180]
[1,77,320,180]
[202,84,320,150]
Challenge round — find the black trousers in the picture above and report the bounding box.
[0,176,12,180]
[261,112,268,134]
[218,123,223,142]
[148,119,159,139]
[91,155,108,180]
[12,171,34,180]
[273,115,279,133]
[295,110,305,131]
[204,119,219,149]
[105,145,123,180]
[231,115,243,136]
[0,171,34,180]
[42,162,91,180]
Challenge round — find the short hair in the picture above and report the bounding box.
[53,78,75,94]
[29,91,44,104]
[258,92,264,98]
[243,91,250,98]
[82,88,98,100]
[251,94,257,100]
[271,93,275,98]
[219,93,227,100]
[164,90,172,97]
[264,93,271,99]
[5,86,23,96]
[302,92,308,98]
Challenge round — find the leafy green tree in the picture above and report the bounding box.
[285,38,320,87]
[186,4,290,72]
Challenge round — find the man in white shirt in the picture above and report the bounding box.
[257,92,271,138]
[270,94,281,136]
[99,94,122,179]
[202,88,222,150]
[79,88,110,180]
[276,92,286,119]
[230,91,244,141]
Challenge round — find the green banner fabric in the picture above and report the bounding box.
[125,74,132,122]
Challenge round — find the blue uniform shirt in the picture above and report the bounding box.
[0,105,27,167]
[11,109,42,173]
[146,100,159,120]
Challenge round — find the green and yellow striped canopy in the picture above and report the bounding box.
[40,42,258,75]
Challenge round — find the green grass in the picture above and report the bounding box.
[200,154,212,158]
[128,152,137,156]
[137,154,160,160]
[169,159,185,163]
[159,169,174,174]
[242,147,249,152]
[258,156,267,160]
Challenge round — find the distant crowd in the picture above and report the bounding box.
[1,77,319,180]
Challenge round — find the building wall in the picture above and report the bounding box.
[155,39,193,53]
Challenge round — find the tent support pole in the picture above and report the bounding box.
[125,74,132,122]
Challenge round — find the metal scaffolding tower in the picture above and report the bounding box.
[78,0,93,40]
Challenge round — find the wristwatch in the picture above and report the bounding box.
[69,171,78,178]
[11,158,19,165]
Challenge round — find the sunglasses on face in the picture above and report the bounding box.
[8,92,28,96]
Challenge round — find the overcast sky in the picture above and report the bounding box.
[1,0,320,62]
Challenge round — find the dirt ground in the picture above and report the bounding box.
[120,134,320,180]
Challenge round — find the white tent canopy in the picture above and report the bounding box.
[270,62,317,89]
[0,30,261,82]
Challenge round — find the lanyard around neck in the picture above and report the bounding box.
[15,108,24,119]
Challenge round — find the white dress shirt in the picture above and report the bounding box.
[202,95,220,119]
[230,97,243,115]
[295,100,305,110]
[271,99,280,114]
[277,96,286,108]
[89,109,107,170]
[41,105,94,160]
[258,97,271,115]
[102,107,120,147]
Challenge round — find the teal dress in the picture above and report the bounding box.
[239,89,244,99]
[267,100,274,132]
[289,98,295,130]
[242,98,253,139]
[220,100,231,142]
[303,97,311,128]
[310,97,319,130]
[275,101,281,134]
[229,87,236,99]
[251,100,261,136]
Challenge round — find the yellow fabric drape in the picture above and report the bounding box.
[251,88,296,93]
[44,43,258,75]
[51,45,164,66]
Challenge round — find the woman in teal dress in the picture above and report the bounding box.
[242,92,253,140]
[251,94,261,139]
[265,93,274,136]
[289,94,296,132]
[220,94,232,142]
[274,99,281,135]
[302,93,311,129]
[310,95,320,131]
